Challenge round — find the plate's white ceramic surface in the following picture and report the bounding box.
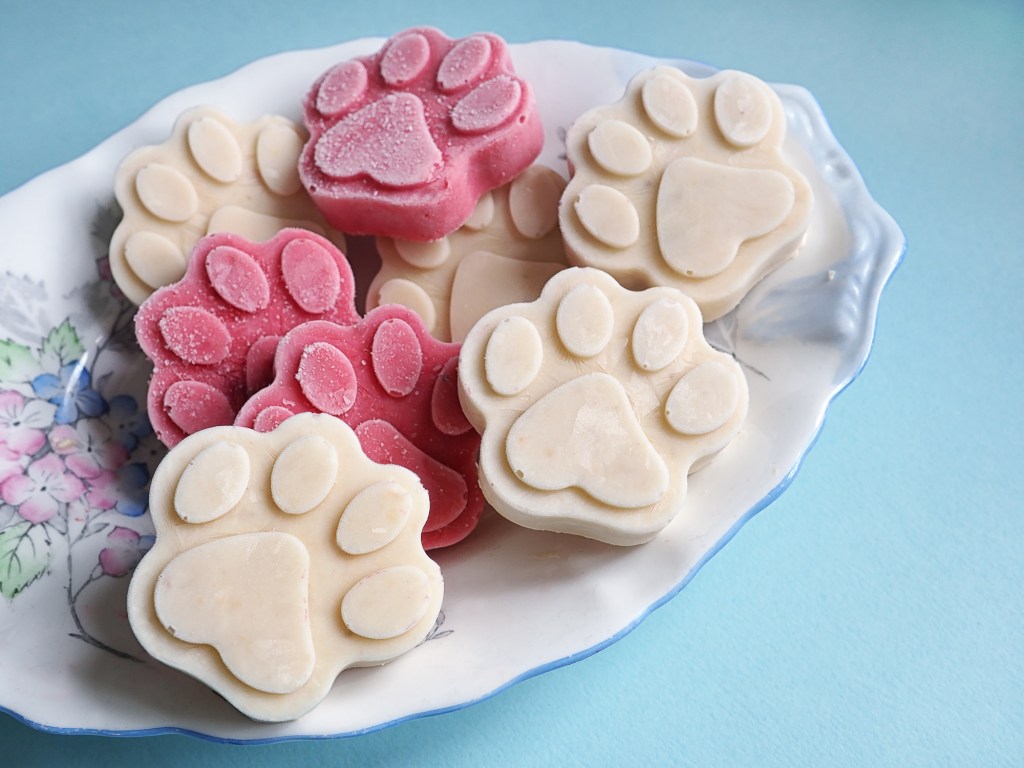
[0,38,903,742]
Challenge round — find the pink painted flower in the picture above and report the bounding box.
[0,453,85,524]
[0,448,28,485]
[66,463,151,517]
[96,254,127,302]
[0,389,56,456]
[49,419,128,480]
[84,469,119,511]
[99,526,154,577]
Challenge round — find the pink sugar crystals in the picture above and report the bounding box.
[301,27,544,241]
[235,309,482,550]
[135,229,359,447]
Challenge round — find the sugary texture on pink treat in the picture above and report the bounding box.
[300,27,544,241]
[235,309,482,550]
[136,229,359,447]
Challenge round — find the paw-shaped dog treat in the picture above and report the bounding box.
[458,268,748,546]
[300,27,544,241]
[110,106,346,305]
[366,165,569,342]
[235,307,481,549]
[559,66,813,321]
[135,229,359,447]
[127,413,442,722]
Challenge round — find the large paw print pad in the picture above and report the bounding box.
[127,413,442,722]
[368,165,569,342]
[559,66,813,321]
[135,229,359,448]
[458,268,748,546]
[235,307,481,550]
[301,27,544,241]
[110,107,346,305]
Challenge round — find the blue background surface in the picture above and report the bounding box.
[1,1,1022,764]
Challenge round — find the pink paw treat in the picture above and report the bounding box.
[235,307,482,549]
[300,27,544,241]
[135,229,359,447]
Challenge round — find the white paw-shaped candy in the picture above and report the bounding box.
[127,413,442,722]
[367,165,568,342]
[559,66,813,321]
[458,268,748,546]
[110,107,346,305]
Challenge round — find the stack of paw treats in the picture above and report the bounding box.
[117,27,813,721]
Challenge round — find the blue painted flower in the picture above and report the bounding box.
[31,361,106,425]
[114,461,150,517]
[105,394,152,452]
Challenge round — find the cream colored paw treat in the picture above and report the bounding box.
[367,165,568,342]
[458,267,748,546]
[110,106,346,305]
[559,66,813,321]
[127,413,442,722]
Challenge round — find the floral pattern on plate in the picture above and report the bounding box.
[0,224,162,659]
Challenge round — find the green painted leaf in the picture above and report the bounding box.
[0,339,39,382]
[0,521,52,599]
[40,319,84,368]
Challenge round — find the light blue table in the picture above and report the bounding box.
[1,1,1021,764]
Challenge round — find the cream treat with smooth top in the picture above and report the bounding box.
[300,27,543,241]
[127,413,443,723]
[458,267,748,546]
[559,66,813,321]
[367,165,569,342]
[110,106,347,305]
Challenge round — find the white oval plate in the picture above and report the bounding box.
[0,38,903,742]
